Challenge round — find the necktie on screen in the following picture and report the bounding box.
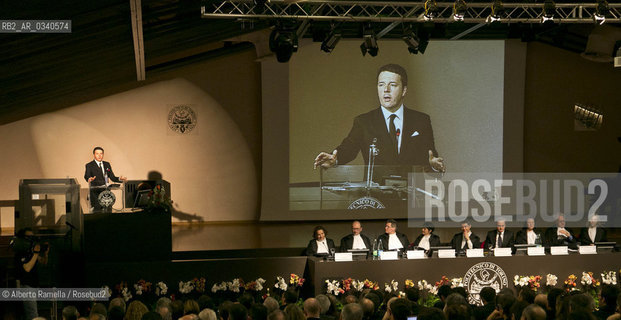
[497,233,503,248]
[389,114,398,153]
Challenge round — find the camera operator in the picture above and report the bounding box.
[11,227,49,319]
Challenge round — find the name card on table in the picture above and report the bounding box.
[407,250,426,259]
[466,248,484,258]
[438,249,456,258]
[578,245,597,255]
[550,246,569,255]
[380,251,399,260]
[527,247,545,256]
[334,252,353,261]
[494,248,512,257]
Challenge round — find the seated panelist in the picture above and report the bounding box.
[305,226,336,256]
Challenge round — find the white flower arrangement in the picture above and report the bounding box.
[450,278,463,288]
[256,278,266,291]
[211,281,227,293]
[102,286,112,298]
[155,282,168,296]
[398,291,406,298]
[134,283,144,295]
[417,280,432,291]
[352,279,365,291]
[385,280,398,293]
[179,281,194,294]
[513,275,529,287]
[121,286,133,302]
[227,278,241,293]
[546,274,557,287]
[325,280,342,295]
[601,271,617,285]
[275,276,288,291]
[580,272,592,286]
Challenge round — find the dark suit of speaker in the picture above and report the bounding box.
[335,107,438,168]
[544,227,577,248]
[339,233,372,252]
[84,160,122,210]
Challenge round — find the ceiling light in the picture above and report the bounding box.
[360,23,378,57]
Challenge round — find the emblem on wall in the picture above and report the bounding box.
[462,262,508,306]
[348,196,385,209]
[168,105,197,134]
[98,190,116,210]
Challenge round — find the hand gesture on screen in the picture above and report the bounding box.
[428,150,446,172]
[88,176,96,183]
[314,150,338,169]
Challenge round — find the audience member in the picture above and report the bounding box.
[185,300,201,316]
[594,285,619,320]
[126,301,150,320]
[229,304,248,320]
[388,299,411,320]
[109,306,125,320]
[520,304,546,320]
[250,304,268,320]
[63,305,80,320]
[304,298,321,320]
[143,311,164,320]
[285,304,307,320]
[341,303,364,320]
[473,287,496,320]
[418,307,446,320]
[264,297,280,315]
[199,309,217,320]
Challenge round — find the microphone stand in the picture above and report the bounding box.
[366,138,379,193]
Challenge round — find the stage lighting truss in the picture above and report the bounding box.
[321,23,342,53]
[360,23,378,56]
[201,1,621,24]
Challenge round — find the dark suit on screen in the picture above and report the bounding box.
[335,107,438,167]
[305,238,336,256]
[339,233,372,252]
[484,230,515,249]
[578,227,607,245]
[84,160,122,209]
[450,232,481,252]
[377,232,409,251]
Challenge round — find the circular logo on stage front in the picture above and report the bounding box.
[168,105,197,134]
[348,197,385,209]
[462,262,508,306]
[98,190,116,208]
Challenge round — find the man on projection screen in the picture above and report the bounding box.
[314,64,445,173]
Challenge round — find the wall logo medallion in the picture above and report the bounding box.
[462,262,508,306]
[98,190,116,210]
[348,196,385,209]
[168,105,197,134]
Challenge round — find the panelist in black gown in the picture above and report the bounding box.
[339,220,372,252]
[579,214,608,246]
[450,220,481,253]
[408,222,441,257]
[305,226,336,256]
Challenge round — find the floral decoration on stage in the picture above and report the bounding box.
[274,276,288,292]
[245,278,266,291]
[513,275,542,291]
[601,271,617,285]
[546,274,558,287]
[564,274,578,292]
[134,279,152,296]
[435,276,450,287]
[146,184,173,214]
[384,280,399,293]
[326,279,344,295]
[290,274,305,288]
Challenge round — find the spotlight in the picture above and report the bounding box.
[452,0,467,21]
[402,26,429,54]
[269,25,298,63]
[486,0,505,23]
[321,24,342,53]
[541,0,556,23]
[424,0,439,21]
[360,23,378,57]
[594,0,609,25]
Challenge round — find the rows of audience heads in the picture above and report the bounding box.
[55,283,620,320]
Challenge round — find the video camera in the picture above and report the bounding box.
[10,234,49,254]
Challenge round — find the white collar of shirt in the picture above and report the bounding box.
[316,239,329,254]
[96,161,103,167]
[388,233,403,250]
[419,234,431,250]
[381,105,404,153]
[588,227,597,242]
[527,230,536,244]
[461,231,472,248]
[352,234,366,249]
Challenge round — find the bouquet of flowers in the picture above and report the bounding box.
[435,276,450,287]
[290,274,305,288]
[274,276,288,292]
[211,281,228,293]
[546,274,558,287]
[134,279,152,296]
[580,272,600,289]
[342,278,353,292]
[384,280,399,293]
[351,279,365,291]
[146,185,173,214]
[564,274,578,292]
[245,278,267,291]
[363,279,380,290]
[601,271,617,285]
[326,279,345,295]
[155,281,168,296]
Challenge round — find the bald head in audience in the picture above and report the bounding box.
[340,303,363,320]
[304,298,321,319]
[521,304,546,320]
[264,297,280,315]
[360,298,375,320]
